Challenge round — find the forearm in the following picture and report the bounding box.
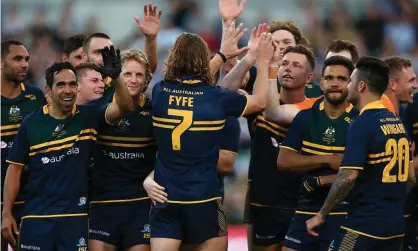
[277,150,329,172]
[250,61,269,108]
[2,167,22,215]
[218,54,255,90]
[217,151,237,174]
[319,169,357,216]
[318,175,336,187]
[210,54,224,77]
[144,36,158,73]
[263,77,282,122]
[146,170,155,179]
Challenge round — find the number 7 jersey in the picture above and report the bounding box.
[151,80,247,203]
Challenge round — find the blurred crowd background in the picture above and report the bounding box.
[2,0,418,224]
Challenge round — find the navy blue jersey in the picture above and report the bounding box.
[6,104,108,216]
[218,117,241,196]
[340,100,410,238]
[91,95,156,201]
[151,79,247,203]
[403,93,418,156]
[1,83,46,203]
[281,99,359,213]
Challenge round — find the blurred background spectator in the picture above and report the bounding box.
[2,0,418,225]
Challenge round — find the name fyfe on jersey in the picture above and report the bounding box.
[41,147,80,164]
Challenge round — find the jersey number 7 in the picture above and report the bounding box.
[382,138,410,183]
[168,109,193,151]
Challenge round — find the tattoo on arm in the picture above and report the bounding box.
[319,169,357,216]
[218,57,252,89]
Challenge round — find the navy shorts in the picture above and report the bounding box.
[89,199,151,248]
[251,206,295,246]
[283,213,346,251]
[329,227,404,251]
[18,215,88,251]
[150,199,227,244]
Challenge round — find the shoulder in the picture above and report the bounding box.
[22,106,44,126]
[294,108,313,123]
[346,104,360,118]
[24,84,45,100]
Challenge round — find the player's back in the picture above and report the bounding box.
[151,79,247,202]
[343,103,410,237]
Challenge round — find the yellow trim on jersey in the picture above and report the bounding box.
[167,197,221,204]
[302,141,345,152]
[360,100,385,115]
[90,197,149,204]
[367,151,392,164]
[20,83,25,91]
[255,123,286,137]
[1,131,18,136]
[368,151,389,158]
[153,122,175,129]
[1,124,21,136]
[152,116,226,131]
[98,135,154,141]
[179,79,201,84]
[367,158,391,164]
[30,129,98,150]
[239,95,249,117]
[97,141,155,148]
[301,147,332,156]
[105,77,112,86]
[405,214,411,218]
[256,115,288,131]
[341,226,404,240]
[1,124,21,130]
[193,120,225,125]
[340,166,364,170]
[152,117,181,124]
[295,210,347,215]
[219,149,238,155]
[189,125,224,131]
[280,146,298,152]
[345,103,354,113]
[42,105,77,115]
[5,160,25,167]
[319,101,353,114]
[22,213,88,219]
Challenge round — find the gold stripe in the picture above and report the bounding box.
[5,160,25,166]
[302,141,345,151]
[256,115,288,131]
[295,210,347,215]
[90,197,149,203]
[180,79,201,84]
[219,149,238,155]
[98,135,154,141]
[0,131,18,136]
[1,124,20,130]
[29,136,97,156]
[301,147,332,156]
[255,123,286,137]
[239,95,248,117]
[368,152,387,158]
[153,122,175,129]
[22,213,87,219]
[189,125,224,131]
[167,197,222,204]
[367,157,391,164]
[345,103,354,113]
[341,226,404,240]
[193,120,225,125]
[340,166,364,170]
[30,129,97,150]
[280,146,299,152]
[20,83,25,91]
[152,116,181,124]
[97,141,155,148]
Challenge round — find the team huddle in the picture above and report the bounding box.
[1,0,418,251]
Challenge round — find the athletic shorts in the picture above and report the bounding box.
[283,213,346,251]
[150,199,227,244]
[89,199,151,248]
[18,215,88,251]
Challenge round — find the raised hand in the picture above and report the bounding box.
[257,32,274,64]
[100,45,122,79]
[270,40,281,67]
[219,0,246,22]
[134,4,162,39]
[247,23,270,57]
[219,21,249,59]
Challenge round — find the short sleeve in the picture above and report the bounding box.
[6,117,30,167]
[339,118,370,171]
[281,109,310,152]
[219,87,248,118]
[218,117,241,153]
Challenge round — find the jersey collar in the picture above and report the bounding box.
[318,100,354,113]
[43,105,77,116]
[20,83,25,92]
[360,100,386,115]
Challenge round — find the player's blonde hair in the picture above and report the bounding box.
[121,49,153,92]
[164,32,214,85]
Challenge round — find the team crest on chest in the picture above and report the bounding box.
[25,94,36,100]
[115,118,130,133]
[52,124,66,138]
[322,126,336,144]
[8,105,22,122]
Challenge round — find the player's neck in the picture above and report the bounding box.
[279,87,305,104]
[383,91,400,114]
[48,104,72,119]
[1,77,21,99]
[324,100,349,119]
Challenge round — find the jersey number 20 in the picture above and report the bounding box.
[382,138,410,183]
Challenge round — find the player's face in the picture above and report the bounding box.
[78,69,104,102]
[50,69,78,113]
[272,30,296,62]
[278,52,311,90]
[1,45,30,83]
[394,67,417,104]
[321,65,350,106]
[86,38,113,66]
[347,69,360,106]
[121,59,147,97]
[325,50,352,62]
[67,47,86,67]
